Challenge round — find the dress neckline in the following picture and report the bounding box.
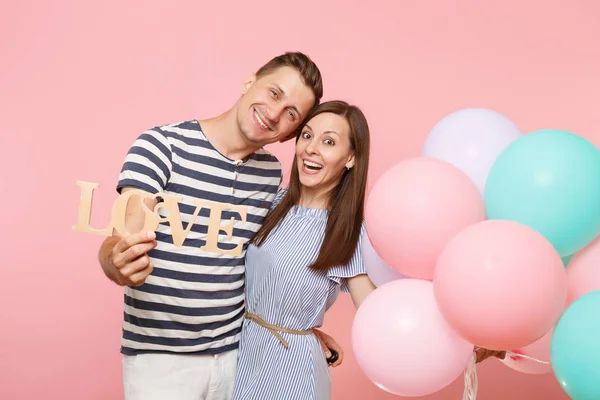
[290,205,329,219]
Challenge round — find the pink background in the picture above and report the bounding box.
[2,0,598,398]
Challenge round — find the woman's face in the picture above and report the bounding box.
[295,112,355,193]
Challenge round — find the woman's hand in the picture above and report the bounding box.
[475,347,506,363]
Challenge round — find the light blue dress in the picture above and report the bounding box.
[232,190,366,400]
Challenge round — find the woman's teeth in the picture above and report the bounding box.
[304,160,323,171]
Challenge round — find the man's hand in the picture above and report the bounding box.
[314,329,344,368]
[475,347,506,363]
[99,231,157,286]
[98,187,158,286]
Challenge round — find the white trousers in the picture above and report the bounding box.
[122,349,239,400]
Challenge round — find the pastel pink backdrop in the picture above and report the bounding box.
[1,0,598,399]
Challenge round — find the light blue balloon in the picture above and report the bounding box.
[562,254,573,268]
[485,129,600,257]
[551,290,600,400]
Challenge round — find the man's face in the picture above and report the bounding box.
[236,66,316,147]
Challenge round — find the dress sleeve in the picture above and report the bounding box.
[270,188,288,211]
[327,222,367,293]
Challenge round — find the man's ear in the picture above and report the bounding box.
[241,73,257,94]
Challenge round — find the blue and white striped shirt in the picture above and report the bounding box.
[116,120,282,355]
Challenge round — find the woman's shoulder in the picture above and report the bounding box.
[271,188,288,209]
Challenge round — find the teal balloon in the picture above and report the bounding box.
[562,254,573,267]
[485,129,600,257]
[551,290,600,399]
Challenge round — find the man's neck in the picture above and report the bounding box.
[199,108,261,161]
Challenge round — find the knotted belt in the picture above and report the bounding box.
[244,312,314,349]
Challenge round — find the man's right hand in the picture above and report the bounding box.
[100,231,157,286]
[98,187,159,286]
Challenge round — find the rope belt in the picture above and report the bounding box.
[244,312,314,349]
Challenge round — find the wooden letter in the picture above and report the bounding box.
[74,181,250,253]
[110,189,163,236]
[149,193,196,247]
[200,201,248,256]
[73,181,113,235]
[74,181,162,237]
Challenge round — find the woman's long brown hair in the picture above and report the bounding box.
[250,100,370,270]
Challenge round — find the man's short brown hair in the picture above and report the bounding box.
[256,52,323,107]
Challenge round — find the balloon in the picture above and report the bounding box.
[485,129,600,257]
[422,108,522,195]
[551,290,600,400]
[433,220,567,350]
[361,231,406,287]
[561,254,573,267]
[501,328,553,375]
[566,236,600,305]
[366,157,485,280]
[352,279,473,397]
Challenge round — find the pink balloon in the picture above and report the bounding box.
[352,279,474,397]
[366,157,485,280]
[501,328,553,375]
[566,236,600,306]
[434,220,567,350]
[362,231,406,287]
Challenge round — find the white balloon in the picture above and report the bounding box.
[422,108,522,195]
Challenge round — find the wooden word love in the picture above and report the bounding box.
[73,181,248,256]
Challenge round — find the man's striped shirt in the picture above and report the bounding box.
[116,120,282,355]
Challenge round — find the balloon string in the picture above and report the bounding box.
[462,349,550,398]
[462,352,478,400]
[504,350,551,365]
[473,346,550,365]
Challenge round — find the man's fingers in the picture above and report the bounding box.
[114,241,157,268]
[119,255,153,277]
[331,353,344,368]
[314,331,332,357]
[125,263,154,287]
[331,350,343,367]
[326,340,343,361]
[113,231,156,255]
[313,329,345,368]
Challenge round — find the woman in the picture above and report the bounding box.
[231,100,505,399]
[232,100,375,400]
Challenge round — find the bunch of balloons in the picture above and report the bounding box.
[352,108,600,398]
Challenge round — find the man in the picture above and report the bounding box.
[98,52,342,400]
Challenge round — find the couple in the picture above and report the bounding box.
[98,52,502,400]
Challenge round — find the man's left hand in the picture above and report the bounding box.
[314,329,344,367]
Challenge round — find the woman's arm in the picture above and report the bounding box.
[347,274,377,308]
